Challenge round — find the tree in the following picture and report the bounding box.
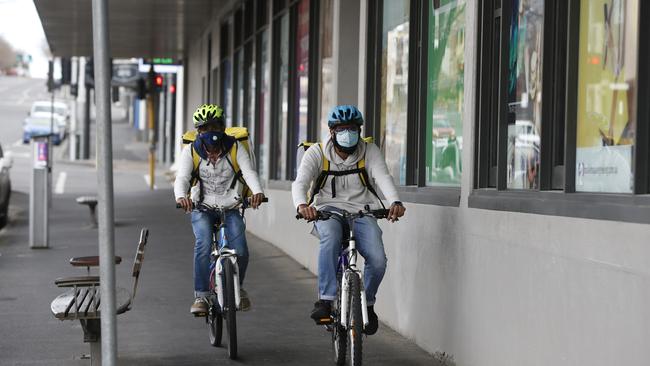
[0,36,16,71]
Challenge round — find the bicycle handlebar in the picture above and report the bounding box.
[295,206,392,222]
[176,197,268,210]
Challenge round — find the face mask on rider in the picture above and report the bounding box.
[199,131,225,163]
[335,129,359,148]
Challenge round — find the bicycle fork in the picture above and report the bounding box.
[339,237,369,329]
[213,228,241,310]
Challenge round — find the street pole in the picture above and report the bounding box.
[91,0,117,364]
[147,67,155,190]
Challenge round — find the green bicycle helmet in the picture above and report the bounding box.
[192,104,225,128]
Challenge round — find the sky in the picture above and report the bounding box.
[0,0,49,78]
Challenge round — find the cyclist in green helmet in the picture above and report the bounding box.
[175,104,265,315]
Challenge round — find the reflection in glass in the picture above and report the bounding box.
[380,0,410,185]
[235,49,244,125]
[294,0,310,177]
[506,0,544,189]
[318,0,334,141]
[426,0,465,187]
[220,59,232,126]
[575,0,637,193]
[258,30,271,180]
[245,42,255,135]
[275,13,290,180]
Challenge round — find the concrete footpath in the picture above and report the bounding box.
[0,166,440,365]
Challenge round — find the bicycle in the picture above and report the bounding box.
[177,196,267,360]
[297,205,391,366]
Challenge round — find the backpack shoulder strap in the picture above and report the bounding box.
[357,150,386,209]
[307,143,330,205]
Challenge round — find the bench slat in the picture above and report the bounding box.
[51,287,131,320]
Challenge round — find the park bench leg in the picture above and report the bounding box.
[80,319,101,366]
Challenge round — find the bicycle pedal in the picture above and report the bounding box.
[315,317,333,325]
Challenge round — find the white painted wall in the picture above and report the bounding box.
[184,1,650,365]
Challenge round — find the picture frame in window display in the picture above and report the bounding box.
[575,0,638,193]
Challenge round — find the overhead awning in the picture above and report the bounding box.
[34,0,218,58]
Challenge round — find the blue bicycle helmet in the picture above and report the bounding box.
[327,105,364,128]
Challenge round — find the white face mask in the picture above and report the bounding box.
[335,130,359,148]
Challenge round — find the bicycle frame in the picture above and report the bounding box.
[209,208,241,311]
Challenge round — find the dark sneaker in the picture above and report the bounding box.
[310,300,332,324]
[190,297,208,315]
[364,306,379,335]
[240,288,251,311]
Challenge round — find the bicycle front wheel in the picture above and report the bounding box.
[348,273,363,366]
[223,259,238,359]
[208,304,223,347]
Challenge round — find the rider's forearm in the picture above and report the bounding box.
[366,144,400,203]
[236,142,264,195]
[173,146,194,200]
[291,145,320,208]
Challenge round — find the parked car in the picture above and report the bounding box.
[29,101,69,139]
[0,143,12,229]
[22,115,62,145]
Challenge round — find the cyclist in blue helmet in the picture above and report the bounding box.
[292,104,406,335]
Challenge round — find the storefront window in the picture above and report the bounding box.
[380,0,410,185]
[425,0,465,187]
[318,0,334,141]
[295,0,310,152]
[575,0,638,193]
[258,30,271,180]
[506,0,544,189]
[275,13,290,180]
[235,49,244,125]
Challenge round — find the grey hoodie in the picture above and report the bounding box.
[291,137,400,212]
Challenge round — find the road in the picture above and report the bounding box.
[0,76,441,365]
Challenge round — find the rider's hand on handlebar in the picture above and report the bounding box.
[176,197,193,213]
[250,193,266,209]
[297,204,318,221]
[388,201,405,222]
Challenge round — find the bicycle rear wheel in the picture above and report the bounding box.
[332,272,347,365]
[348,273,363,366]
[223,259,238,359]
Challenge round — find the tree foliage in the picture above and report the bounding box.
[0,36,17,70]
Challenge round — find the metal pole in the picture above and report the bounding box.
[91,0,117,364]
[147,81,155,190]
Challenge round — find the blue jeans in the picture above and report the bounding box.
[314,207,387,305]
[191,209,248,298]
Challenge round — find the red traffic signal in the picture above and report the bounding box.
[155,75,163,87]
[169,84,176,94]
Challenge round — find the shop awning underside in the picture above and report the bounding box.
[34,0,219,58]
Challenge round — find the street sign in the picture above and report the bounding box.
[112,63,139,86]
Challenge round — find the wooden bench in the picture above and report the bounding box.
[76,196,98,228]
[51,228,149,365]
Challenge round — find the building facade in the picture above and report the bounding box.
[183,1,650,364]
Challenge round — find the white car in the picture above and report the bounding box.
[29,101,70,139]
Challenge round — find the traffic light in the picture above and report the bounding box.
[136,78,146,99]
[61,58,71,85]
[46,60,54,92]
[154,74,163,92]
[169,84,176,94]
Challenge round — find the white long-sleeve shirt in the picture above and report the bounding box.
[292,138,400,212]
[174,142,263,209]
